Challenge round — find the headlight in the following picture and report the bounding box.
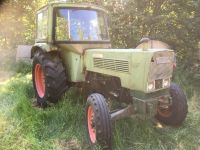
[163,78,170,88]
[147,81,155,91]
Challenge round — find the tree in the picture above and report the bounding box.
[0,0,47,49]
[0,0,200,62]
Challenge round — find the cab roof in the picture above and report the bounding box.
[37,1,108,14]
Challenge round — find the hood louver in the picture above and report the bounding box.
[93,58,129,73]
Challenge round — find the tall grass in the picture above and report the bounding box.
[0,67,200,150]
[0,74,86,150]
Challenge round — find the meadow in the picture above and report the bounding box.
[0,64,200,150]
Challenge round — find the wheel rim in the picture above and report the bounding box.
[35,64,45,98]
[157,102,172,117]
[87,106,96,143]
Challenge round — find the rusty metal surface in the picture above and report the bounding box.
[149,51,174,81]
[111,105,134,121]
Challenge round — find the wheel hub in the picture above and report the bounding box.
[87,106,96,143]
[35,64,45,98]
[157,97,172,117]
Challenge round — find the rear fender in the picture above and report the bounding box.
[31,46,45,58]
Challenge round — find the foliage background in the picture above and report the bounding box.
[0,0,200,85]
[0,0,200,57]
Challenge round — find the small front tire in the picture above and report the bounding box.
[86,93,112,150]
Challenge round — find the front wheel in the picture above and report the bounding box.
[156,83,188,126]
[86,93,112,150]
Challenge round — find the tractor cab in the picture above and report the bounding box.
[35,2,111,54]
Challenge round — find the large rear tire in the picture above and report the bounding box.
[86,93,112,150]
[156,83,188,126]
[32,52,68,107]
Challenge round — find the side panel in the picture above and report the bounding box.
[60,50,85,82]
[84,49,151,91]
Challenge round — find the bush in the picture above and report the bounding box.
[14,61,32,74]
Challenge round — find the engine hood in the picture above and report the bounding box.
[84,48,174,93]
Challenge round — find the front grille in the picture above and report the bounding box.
[155,79,163,89]
[93,58,129,73]
[149,51,174,81]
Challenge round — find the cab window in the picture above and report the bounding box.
[37,9,48,40]
[55,8,109,41]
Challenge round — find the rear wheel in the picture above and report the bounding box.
[86,93,112,150]
[156,83,188,126]
[32,52,68,107]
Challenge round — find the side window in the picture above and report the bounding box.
[37,9,48,40]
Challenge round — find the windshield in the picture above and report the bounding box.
[55,8,109,41]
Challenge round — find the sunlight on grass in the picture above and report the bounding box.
[0,77,11,92]
[0,115,7,134]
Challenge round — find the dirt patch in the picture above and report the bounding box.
[55,139,81,150]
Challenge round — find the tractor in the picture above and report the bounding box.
[31,1,188,149]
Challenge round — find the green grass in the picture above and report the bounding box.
[0,70,200,150]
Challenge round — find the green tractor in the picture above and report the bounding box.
[31,1,188,149]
